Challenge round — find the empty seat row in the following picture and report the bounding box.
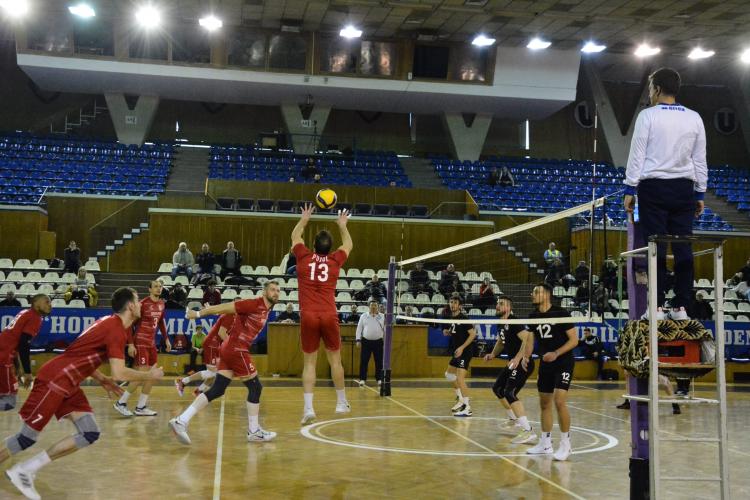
[215,198,429,218]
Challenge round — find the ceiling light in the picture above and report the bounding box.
[581,41,606,53]
[527,37,551,50]
[634,43,661,58]
[199,15,222,31]
[471,34,496,47]
[0,0,29,18]
[68,3,95,18]
[340,25,362,39]
[741,48,750,64]
[688,47,715,60]
[135,5,161,29]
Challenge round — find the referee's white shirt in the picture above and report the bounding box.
[356,312,385,341]
[624,103,708,200]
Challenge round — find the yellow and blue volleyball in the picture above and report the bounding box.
[315,188,337,209]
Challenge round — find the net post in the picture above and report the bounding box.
[381,256,396,396]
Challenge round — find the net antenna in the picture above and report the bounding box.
[393,197,606,326]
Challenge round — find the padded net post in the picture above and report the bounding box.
[380,256,395,397]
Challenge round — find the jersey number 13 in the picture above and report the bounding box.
[308,262,329,282]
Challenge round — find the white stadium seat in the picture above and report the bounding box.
[158,276,173,286]
[0,283,17,294]
[31,259,48,269]
[347,268,362,279]
[239,290,255,299]
[13,259,31,269]
[6,271,23,282]
[158,262,173,273]
[240,265,253,275]
[377,269,389,279]
[221,289,237,301]
[84,261,101,272]
[69,299,86,308]
[187,301,202,310]
[0,258,13,268]
[361,269,375,279]
[174,276,189,286]
[51,299,69,308]
[17,284,36,296]
[61,273,77,284]
[187,288,203,299]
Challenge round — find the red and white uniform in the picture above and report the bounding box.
[293,242,348,353]
[218,298,269,378]
[20,315,128,431]
[132,297,167,367]
[0,309,43,395]
[203,314,233,367]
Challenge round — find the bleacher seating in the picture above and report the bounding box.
[208,147,411,188]
[0,258,98,301]
[0,135,173,205]
[432,156,735,232]
[709,165,750,218]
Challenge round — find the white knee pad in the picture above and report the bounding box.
[444,371,457,382]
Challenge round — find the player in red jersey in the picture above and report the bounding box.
[0,288,164,500]
[114,280,171,417]
[0,294,51,412]
[174,313,233,397]
[291,204,353,425]
[169,281,280,445]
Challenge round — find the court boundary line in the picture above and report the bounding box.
[212,398,226,500]
[363,385,586,500]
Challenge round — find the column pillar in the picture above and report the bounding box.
[442,112,492,162]
[104,93,160,146]
[280,102,331,155]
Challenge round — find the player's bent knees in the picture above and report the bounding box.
[0,394,17,411]
[204,374,231,402]
[244,377,262,404]
[444,371,457,382]
[503,387,519,405]
[5,424,39,455]
[73,414,101,449]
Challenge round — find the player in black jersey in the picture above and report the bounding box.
[525,283,579,461]
[484,296,537,444]
[443,293,476,417]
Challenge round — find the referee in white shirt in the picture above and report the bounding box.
[355,299,385,386]
[624,67,707,320]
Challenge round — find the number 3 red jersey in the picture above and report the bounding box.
[293,243,348,314]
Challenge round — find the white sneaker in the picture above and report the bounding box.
[451,399,465,412]
[498,418,518,434]
[6,466,40,500]
[301,410,316,425]
[113,402,133,417]
[377,380,382,386]
[553,439,572,461]
[511,429,538,444]
[453,405,472,417]
[134,406,157,416]
[668,307,689,321]
[641,307,665,321]
[247,427,277,442]
[175,378,185,397]
[526,440,553,455]
[358,380,365,387]
[169,418,191,445]
[335,402,351,414]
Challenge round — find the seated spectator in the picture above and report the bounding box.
[574,260,590,284]
[64,268,98,307]
[356,275,387,303]
[221,241,242,279]
[171,242,194,280]
[313,173,322,184]
[543,242,562,270]
[498,166,515,187]
[396,305,419,324]
[275,303,300,323]
[475,277,495,309]
[487,167,499,187]
[158,280,170,301]
[0,291,21,307]
[288,176,296,183]
[438,264,458,297]
[600,255,618,292]
[579,328,605,380]
[301,158,319,180]
[575,281,590,308]
[545,258,564,286]
[202,280,221,306]
[189,325,207,371]
[195,243,216,282]
[593,284,612,315]
[64,283,88,306]
[166,283,188,309]
[738,257,750,285]
[561,273,576,290]
[378,303,386,315]
[285,251,297,276]
[691,291,713,321]
[339,304,361,324]
[171,332,190,353]
[63,240,82,273]
[408,262,431,296]
[388,180,397,187]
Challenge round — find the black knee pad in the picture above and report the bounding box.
[503,387,519,405]
[204,374,231,402]
[244,377,262,404]
[492,381,504,400]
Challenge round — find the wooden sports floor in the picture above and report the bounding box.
[0,379,748,499]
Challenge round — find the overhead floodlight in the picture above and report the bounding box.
[135,4,161,29]
[471,34,496,47]
[0,0,29,18]
[199,15,222,31]
[339,25,362,39]
[634,43,661,58]
[581,41,606,53]
[68,3,95,18]
[741,48,750,64]
[688,47,715,60]
[527,37,551,50]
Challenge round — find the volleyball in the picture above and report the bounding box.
[315,188,337,209]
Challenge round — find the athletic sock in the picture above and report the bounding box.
[247,402,260,432]
[118,391,131,405]
[19,451,51,474]
[178,394,209,424]
[200,370,214,380]
[506,409,517,420]
[517,416,531,431]
[336,389,347,404]
[560,431,570,442]
[303,392,314,412]
[181,376,191,385]
[137,394,149,409]
[455,388,463,399]
[542,432,552,446]
[462,397,470,406]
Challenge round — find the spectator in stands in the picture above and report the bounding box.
[202,280,221,306]
[221,241,242,279]
[313,173,322,184]
[397,305,419,324]
[64,268,98,307]
[389,180,397,187]
[362,275,387,303]
[487,167,499,187]
[158,279,170,301]
[189,325,206,371]
[275,303,300,323]
[691,290,713,321]
[0,291,21,307]
[63,240,82,273]
[574,261,590,285]
[438,264,458,297]
[171,242,194,281]
[545,258,564,286]
[171,332,190,353]
[340,304,361,324]
[301,158,319,180]
[196,243,216,281]
[575,281,590,309]
[379,303,386,315]
[476,277,496,309]
[543,242,562,270]
[408,262,431,296]
[498,166,515,187]
[166,283,188,309]
[579,328,605,380]
[288,176,296,183]
[593,284,613,315]
[739,257,750,285]
[729,273,749,300]
[285,250,297,276]
[600,256,618,292]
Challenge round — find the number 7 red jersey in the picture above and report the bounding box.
[293,242,348,314]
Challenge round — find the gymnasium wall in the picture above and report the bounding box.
[0,206,50,260]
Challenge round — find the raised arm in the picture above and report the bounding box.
[292,203,315,247]
[336,208,353,256]
[186,301,237,320]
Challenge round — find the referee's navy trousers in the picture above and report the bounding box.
[359,338,384,382]
[637,178,695,310]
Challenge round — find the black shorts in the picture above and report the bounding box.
[448,348,474,370]
[493,359,535,399]
[537,356,575,393]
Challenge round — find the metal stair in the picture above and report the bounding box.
[96,222,150,271]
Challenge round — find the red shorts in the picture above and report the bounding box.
[300,311,341,354]
[0,364,18,395]
[19,379,93,432]
[135,345,158,367]
[203,345,220,367]
[217,347,256,378]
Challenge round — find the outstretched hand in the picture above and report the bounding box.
[300,203,315,221]
[336,208,351,228]
[99,375,125,399]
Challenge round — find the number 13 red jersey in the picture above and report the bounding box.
[293,243,347,314]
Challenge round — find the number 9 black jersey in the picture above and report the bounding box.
[529,305,574,360]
